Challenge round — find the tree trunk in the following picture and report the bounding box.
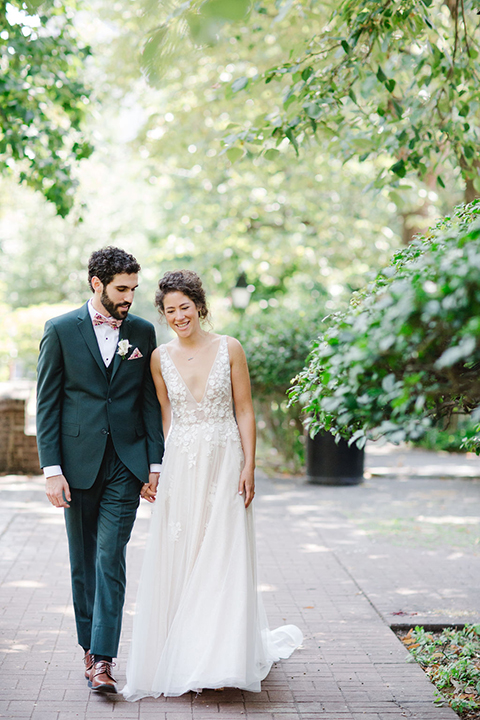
[464,161,480,203]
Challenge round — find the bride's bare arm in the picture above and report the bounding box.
[229,337,256,508]
[151,348,172,438]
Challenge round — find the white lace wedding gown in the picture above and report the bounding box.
[122,335,302,700]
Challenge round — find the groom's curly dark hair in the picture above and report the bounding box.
[88,246,141,290]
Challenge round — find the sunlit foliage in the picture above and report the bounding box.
[0,0,93,216]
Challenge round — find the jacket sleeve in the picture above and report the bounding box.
[36,320,64,468]
[142,325,164,465]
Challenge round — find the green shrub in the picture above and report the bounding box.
[225,305,325,472]
[413,427,470,454]
[290,200,480,448]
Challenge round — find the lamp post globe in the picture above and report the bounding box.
[231,272,251,311]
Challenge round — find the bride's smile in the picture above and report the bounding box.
[164,291,201,338]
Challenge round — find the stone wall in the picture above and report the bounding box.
[0,385,41,475]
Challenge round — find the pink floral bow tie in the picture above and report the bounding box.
[93,312,123,330]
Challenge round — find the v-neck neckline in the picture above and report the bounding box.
[164,336,223,405]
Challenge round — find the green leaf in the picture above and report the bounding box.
[231,76,249,93]
[390,160,406,178]
[142,27,169,79]
[285,127,299,155]
[72,142,94,161]
[351,138,372,151]
[348,89,357,104]
[341,40,350,54]
[382,373,396,393]
[264,148,280,160]
[356,435,367,449]
[376,66,387,83]
[302,66,313,82]
[283,93,297,110]
[348,428,365,445]
[392,100,403,118]
[201,0,250,21]
[305,103,322,119]
[226,147,244,163]
[24,0,45,10]
[435,336,476,369]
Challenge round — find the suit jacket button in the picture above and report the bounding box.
[101,428,108,435]
[108,398,112,404]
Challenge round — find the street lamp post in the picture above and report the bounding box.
[231,272,251,312]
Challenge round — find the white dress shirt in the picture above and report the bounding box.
[43,300,161,479]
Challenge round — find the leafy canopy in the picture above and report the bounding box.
[224,0,480,193]
[148,0,480,195]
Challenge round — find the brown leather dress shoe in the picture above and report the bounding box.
[84,650,94,680]
[88,660,117,694]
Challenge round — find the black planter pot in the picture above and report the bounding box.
[306,432,364,485]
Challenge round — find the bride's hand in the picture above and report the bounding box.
[141,472,160,503]
[238,468,255,508]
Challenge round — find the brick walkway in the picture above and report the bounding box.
[3,448,479,719]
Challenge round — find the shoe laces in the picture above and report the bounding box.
[93,661,116,680]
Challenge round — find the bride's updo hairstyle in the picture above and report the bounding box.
[155,270,210,322]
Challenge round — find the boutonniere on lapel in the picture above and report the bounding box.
[117,339,132,360]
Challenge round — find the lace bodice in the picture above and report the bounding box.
[159,335,242,465]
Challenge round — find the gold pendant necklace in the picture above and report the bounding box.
[186,338,208,361]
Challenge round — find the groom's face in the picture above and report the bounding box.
[95,272,139,320]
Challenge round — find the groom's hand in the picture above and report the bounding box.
[46,474,71,508]
[140,472,160,503]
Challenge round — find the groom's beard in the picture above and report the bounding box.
[101,288,131,320]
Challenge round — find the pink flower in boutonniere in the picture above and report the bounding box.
[117,339,132,360]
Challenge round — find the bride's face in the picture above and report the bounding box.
[163,291,201,337]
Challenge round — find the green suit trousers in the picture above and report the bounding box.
[64,436,142,657]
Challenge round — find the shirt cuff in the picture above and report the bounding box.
[43,465,63,479]
[149,464,162,474]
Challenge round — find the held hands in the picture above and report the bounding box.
[238,467,255,508]
[141,472,160,503]
[46,474,71,508]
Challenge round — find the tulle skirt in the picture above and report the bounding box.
[122,425,303,700]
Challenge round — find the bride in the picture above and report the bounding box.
[122,270,302,700]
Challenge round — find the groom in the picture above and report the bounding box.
[36,246,163,694]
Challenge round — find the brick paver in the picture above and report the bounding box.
[2,445,477,719]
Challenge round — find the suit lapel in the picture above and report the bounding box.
[111,317,131,381]
[76,302,108,380]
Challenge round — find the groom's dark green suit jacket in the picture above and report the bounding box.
[36,302,164,489]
